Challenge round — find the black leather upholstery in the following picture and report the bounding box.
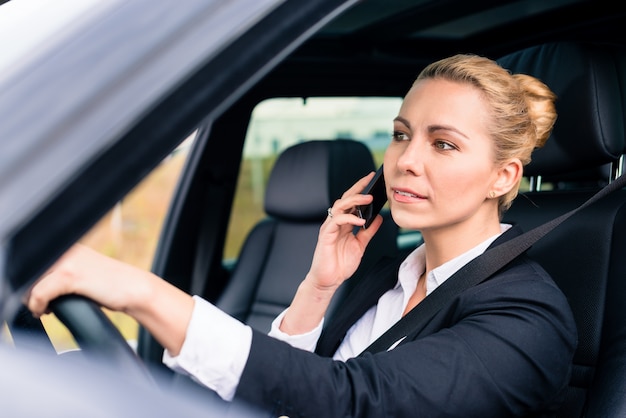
[217,139,398,333]
[498,42,626,417]
[499,42,624,177]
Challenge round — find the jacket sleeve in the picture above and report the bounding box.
[234,259,577,418]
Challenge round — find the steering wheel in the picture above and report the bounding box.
[49,294,156,386]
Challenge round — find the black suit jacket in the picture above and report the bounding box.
[235,227,578,417]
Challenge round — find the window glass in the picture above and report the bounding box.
[223,97,402,262]
[39,134,196,353]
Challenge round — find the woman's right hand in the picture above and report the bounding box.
[279,173,384,335]
[307,172,383,292]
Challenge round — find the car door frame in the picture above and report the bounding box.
[1,0,359,357]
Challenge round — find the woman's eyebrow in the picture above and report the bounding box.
[394,117,470,140]
[428,124,469,140]
[393,116,411,128]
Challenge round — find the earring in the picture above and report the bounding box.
[489,191,497,199]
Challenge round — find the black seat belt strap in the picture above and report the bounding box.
[362,174,626,355]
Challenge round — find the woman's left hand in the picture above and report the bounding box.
[24,244,195,356]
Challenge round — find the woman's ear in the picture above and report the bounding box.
[492,158,523,197]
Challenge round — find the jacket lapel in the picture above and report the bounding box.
[315,225,524,357]
[362,225,525,354]
[315,251,408,357]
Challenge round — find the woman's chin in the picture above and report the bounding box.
[389,210,428,231]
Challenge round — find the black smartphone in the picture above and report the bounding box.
[356,165,387,229]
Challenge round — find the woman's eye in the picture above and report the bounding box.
[392,131,410,141]
[434,140,456,150]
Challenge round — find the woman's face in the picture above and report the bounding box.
[383,78,501,235]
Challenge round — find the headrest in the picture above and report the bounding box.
[265,139,376,222]
[497,42,625,177]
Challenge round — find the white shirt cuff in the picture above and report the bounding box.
[162,296,252,401]
[267,308,324,352]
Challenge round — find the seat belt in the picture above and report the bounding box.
[362,174,626,355]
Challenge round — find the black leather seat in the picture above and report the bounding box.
[498,42,626,417]
[216,139,399,333]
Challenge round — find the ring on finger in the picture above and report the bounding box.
[327,207,333,218]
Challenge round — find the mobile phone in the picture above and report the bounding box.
[356,165,387,229]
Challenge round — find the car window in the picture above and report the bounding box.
[39,133,196,353]
[223,97,402,264]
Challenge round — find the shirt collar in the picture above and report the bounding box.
[397,224,512,296]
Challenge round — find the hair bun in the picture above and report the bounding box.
[513,74,557,149]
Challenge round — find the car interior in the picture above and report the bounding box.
[129,3,626,416]
[147,41,626,417]
[213,139,399,332]
[498,41,626,417]
[4,0,626,416]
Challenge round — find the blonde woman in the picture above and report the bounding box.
[27,54,576,417]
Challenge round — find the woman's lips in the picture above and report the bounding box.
[393,188,426,201]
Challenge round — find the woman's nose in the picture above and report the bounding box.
[396,141,424,176]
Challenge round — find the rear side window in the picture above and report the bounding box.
[223,97,402,263]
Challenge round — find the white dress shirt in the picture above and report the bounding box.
[163,224,511,401]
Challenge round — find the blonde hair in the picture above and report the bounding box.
[416,54,557,215]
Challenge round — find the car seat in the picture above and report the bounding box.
[498,42,626,417]
[216,139,399,333]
